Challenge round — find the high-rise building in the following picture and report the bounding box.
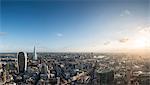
[39,63,48,74]
[96,68,114,84]
[17,52,27,73]
[33,46,37,60]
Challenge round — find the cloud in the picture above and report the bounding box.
[138,26,150,34]
[119,37,129,43]
[124,10,131,15]
[104,41,110,45]
[0,32,7,36]
[56,33,63,37]
[120,9,131,16]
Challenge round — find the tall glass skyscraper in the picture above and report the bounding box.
[17,52,27,73]
[33,46,37,60]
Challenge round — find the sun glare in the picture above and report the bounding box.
[134,37,147,48]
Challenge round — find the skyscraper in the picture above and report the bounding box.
[96,68,114,84]
[17,52,27,73]
[33,46,37,60]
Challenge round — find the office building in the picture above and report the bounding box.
[17,52,27,73]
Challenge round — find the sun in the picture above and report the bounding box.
[134,37,147,48]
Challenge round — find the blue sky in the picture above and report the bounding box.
[0,0,149,52]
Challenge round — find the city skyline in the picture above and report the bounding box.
[0,0,149,52]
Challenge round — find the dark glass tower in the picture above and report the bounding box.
[17,52,27,73]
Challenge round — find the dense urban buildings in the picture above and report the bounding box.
[0,52,150,85]
[1,0,149,85]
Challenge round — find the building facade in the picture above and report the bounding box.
[17,52,27,73]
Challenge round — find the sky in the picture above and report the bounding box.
[0,0,150,52]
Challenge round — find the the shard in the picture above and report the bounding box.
[33,46,37,60]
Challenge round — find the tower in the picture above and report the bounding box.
[17,52,27,73]
[96,68,114,84]
[33,46,37,60]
